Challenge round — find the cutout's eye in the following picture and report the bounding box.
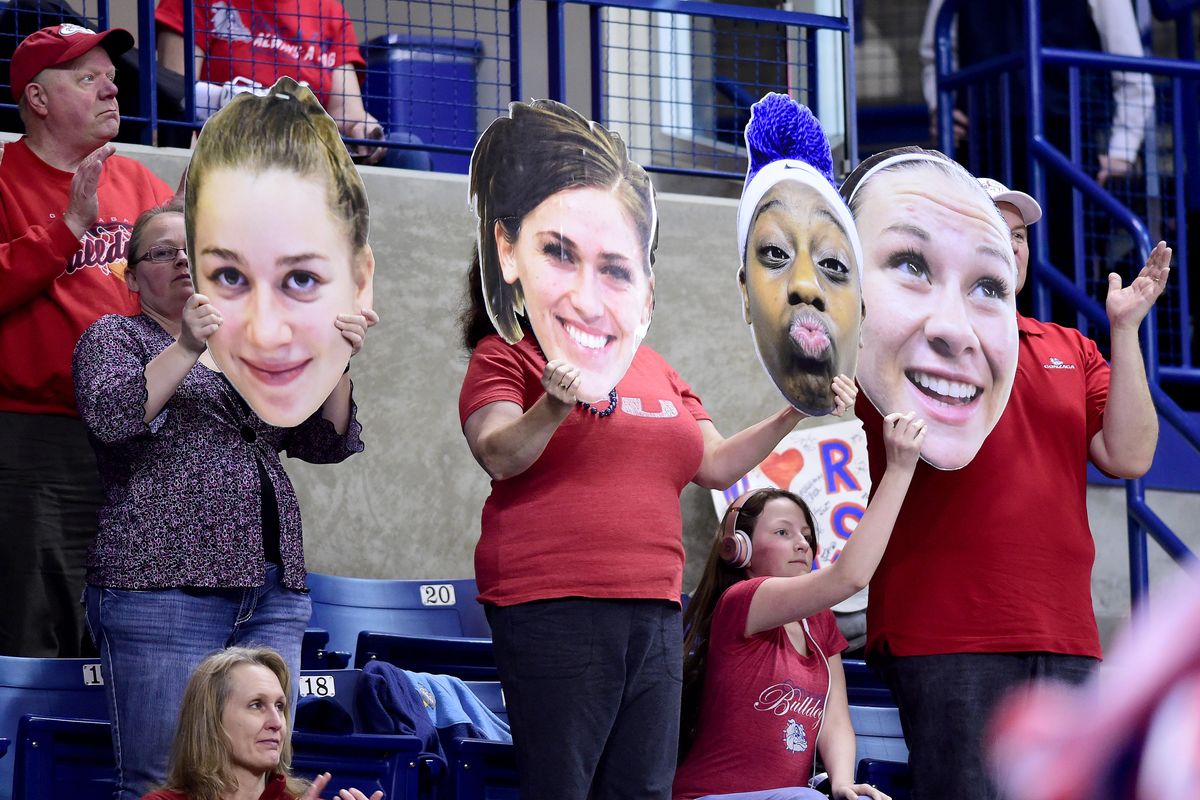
[285,271,320,292]
[819,258,849,280]
[211,267,245,288]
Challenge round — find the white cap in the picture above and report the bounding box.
[978,177,1042,226]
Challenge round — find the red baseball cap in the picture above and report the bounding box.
[10,24,134,102]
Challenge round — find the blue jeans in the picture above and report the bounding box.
[872,652,1097,800]
[487,599,682,800]
[85,564,311,800]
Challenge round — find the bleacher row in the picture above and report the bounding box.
[0,573,911,800]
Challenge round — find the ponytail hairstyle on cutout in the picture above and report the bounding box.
[679,488,818,761]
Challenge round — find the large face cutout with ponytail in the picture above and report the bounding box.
[184,76,374,428]
[735,94,864,416]
[469,100,658,404]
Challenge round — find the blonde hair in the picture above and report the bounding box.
[161,646,309,800]
[183,76,370,279]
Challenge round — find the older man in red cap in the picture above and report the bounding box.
[0,23,173,657]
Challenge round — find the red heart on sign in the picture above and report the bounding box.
[760,448,804,489]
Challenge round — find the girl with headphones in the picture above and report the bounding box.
[672,411,925,800]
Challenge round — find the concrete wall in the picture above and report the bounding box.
[98,143,1200,653]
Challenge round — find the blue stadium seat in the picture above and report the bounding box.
[843,659,894,706]
[291,730,441,800]
[11,714,439,800]
[292,667,444,798]
[849,704,909,763]
[447,682,516,800]
[301,628,352,671]
[307,574,491,663]
[355,632,497,681]
[12,716,113,800]
[0,657,108,800]
[855,758,911,800]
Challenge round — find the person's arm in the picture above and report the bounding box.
[140,293,221,422]
[1090,0,1154,183]
[327,65,387,165]
[463,359,580,480]
[692,375,855,489]
[819,655,891,800]
[1088,241,1170,476]
[918,0,945,111]
[744,412,925,636]
[0,144,112,316]
[157,29,190,75]
[918,0,968,142]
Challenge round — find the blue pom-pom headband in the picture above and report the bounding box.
[736,93,861,278]
[736,159,863,280]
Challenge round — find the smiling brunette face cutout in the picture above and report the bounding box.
[853,164,1018,470]
[741,180,862,415]
[494,186,654,403]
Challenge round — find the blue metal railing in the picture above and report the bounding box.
[933,0,1200,606]
[0,0,852,179]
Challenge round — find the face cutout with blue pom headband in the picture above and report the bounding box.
[735,93,864,417]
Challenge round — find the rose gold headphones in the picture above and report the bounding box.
[719,489,765,570]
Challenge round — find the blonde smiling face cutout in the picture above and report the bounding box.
[185,77,373,428]
[848,152,1019,470]
[470,99,658,405]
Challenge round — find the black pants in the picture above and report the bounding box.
[872,651,1097,800]
[0,412,102,657]
[487,598,682,800]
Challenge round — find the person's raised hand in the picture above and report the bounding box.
[336,308,380,357]
[1107,240,1171,333]
[882,411,926,472]
[179,293,222,355]
[299,772,384,800]
[833,781,890,800]
[65,144,116,238]
[541,359,581,407]
[829,374,857,417]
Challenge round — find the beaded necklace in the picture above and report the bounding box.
[530,336,618,418]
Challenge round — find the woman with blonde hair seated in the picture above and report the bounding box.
[143,646,382,800]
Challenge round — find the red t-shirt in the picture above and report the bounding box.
[0,138,173,417]
[458,335,710,605]
[155,0,365,106]
[863,314,1110,658]
[673,577,849,800]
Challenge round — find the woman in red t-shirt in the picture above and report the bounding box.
[458,99,858,800]
[673,411,925,800]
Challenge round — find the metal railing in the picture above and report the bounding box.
[933,0,1200,605]
[0,0,855,179]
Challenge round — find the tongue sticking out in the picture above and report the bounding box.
[790,320,831,358]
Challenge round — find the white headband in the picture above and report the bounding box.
[844,150,1017,278]
[736,159,863,280]
[845,151,956,205]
